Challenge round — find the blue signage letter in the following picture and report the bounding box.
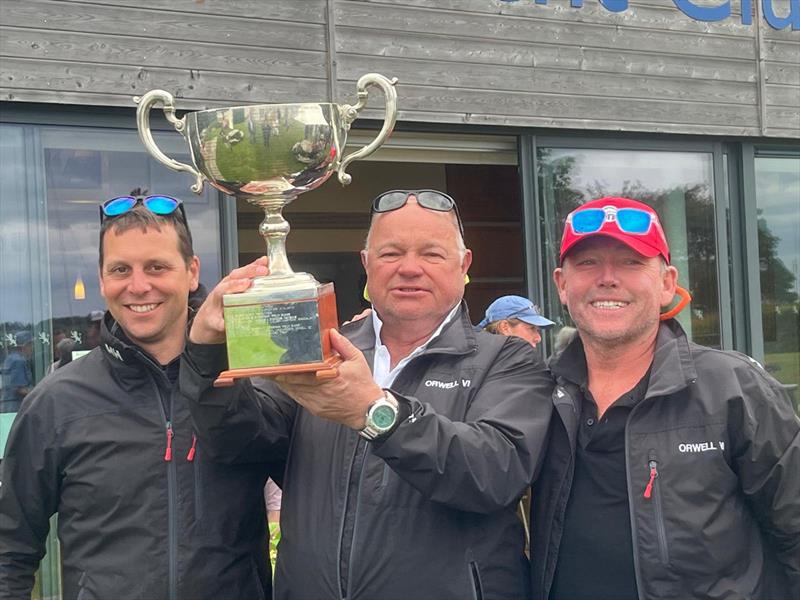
[673,0,731,21]
[762,0,800,30]
[600,0,628,11]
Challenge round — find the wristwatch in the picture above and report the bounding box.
[359,391,400,440]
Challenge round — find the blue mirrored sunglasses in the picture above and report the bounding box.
[100,195,186,223]
[569,206,654,235]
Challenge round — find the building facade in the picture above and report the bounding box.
[0,1,798,595]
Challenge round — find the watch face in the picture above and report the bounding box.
[372,404,397,429]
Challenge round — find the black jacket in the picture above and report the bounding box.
[531,319,800,600]
[0,315,272,600]
[181,304,554,600]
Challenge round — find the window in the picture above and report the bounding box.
[537,146,721,348]
[0,121,224,599]
[754,153,800,414]
[1,123,222,440]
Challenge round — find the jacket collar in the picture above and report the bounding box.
[340,300,477,367]
[98,312,176,386]
[646,318,697,398]
[550,318,697,399]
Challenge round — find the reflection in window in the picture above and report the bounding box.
[41,128,223,362]
[755,155,800,414]
[1,124,223,434]
[538,147,720,348]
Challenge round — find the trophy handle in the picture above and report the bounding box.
[336,74,398,186]
[134,90,205,194]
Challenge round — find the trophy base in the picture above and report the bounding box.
[219,276,340,383]
[213,354,342,388]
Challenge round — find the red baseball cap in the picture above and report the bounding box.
[560,197,671,264]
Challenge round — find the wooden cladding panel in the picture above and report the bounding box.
[1,56,328,106]
[337,29,757,83]
[336,81,760,129]
[0,0,326,50]
[335,2,757,59]
[1,0,797,137]
[0,27,327,79]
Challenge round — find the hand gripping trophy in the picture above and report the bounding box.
[135,73,398,385]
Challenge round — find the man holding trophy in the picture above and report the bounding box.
[135,75,552,598]
[180,190,554,599]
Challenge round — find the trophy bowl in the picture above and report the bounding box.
[134,74,398,384]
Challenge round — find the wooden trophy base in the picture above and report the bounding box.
[213,354,342,387]
[214,279,341,387]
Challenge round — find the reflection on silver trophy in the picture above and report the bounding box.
[134,74,398,383]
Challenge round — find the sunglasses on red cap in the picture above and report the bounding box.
[561,201,671,263]
[566,205,657,236]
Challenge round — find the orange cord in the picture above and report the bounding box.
[660,286,692,321]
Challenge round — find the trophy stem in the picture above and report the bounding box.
[259,198,295,277]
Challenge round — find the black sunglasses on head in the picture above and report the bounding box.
[371,189,464,235]
[99,195,187,224]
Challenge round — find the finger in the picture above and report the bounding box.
[342,308,372,325]
[329,330,362,362]
[225,257,269,282]
[274,373,320,387]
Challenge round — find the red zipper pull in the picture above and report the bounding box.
[643,460,658,499]
[186,433,197,462]
[164,422,174,462]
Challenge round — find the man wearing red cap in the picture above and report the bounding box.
[530,197,799,600]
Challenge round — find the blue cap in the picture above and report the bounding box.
[476,295,555,330]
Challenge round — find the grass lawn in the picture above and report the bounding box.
[764,351,800,414]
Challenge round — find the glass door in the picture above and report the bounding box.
[0,121,224,600]
[754,153,800,414]
[536,145,722,349]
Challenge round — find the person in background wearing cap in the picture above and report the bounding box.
[0,331,34,413]
[529,197,800,600]
[477,295,555,349]
[84,309,105,349]
[183,189,553,599]
[0,194,274,600]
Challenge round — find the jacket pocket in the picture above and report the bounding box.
[469,560,484,600]
[643,451,670,565]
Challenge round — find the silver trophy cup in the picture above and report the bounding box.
[134,73,398,382]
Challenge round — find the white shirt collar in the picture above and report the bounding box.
[370,303,460,388]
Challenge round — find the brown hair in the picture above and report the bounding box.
[482,318,528,334]
[98,204,195,268]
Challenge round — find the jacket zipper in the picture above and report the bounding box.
[344,445,368,600]
[643,451,669,565]
[469,561,484,600]
[624,404,646,600]
[543,387,579,600]
[335,347,466,599]
[186,433,197,461]
[164,422,174,461]
[152,379,179,600]
[336,436,362,600]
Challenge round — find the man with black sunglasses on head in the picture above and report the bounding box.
[0,194,274,600]
[181,189,553,599]
[530,197,799,600]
